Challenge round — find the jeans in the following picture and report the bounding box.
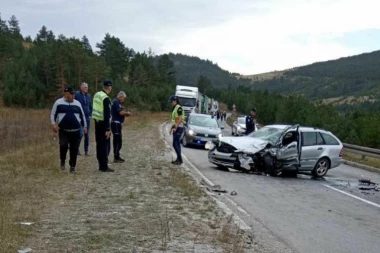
[111,122,123,159]
[79,117,91,153]
[95,120,111,170]
[172,127,183,162]
[59,129,80,168]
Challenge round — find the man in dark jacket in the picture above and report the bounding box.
[245,108,257,135]
[75,82,92,156]
[51,87,87,173]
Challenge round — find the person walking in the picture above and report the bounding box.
[245,108,257,135]
[168,95,185,165]
[51,87,87,173]
[111,91,132,163]
[92,80,114,172]
[75,82,92,156]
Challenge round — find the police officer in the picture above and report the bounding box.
[168,95,185,165]
[92,80,114,172]
[111,91,131,163]
[245,108,257,135]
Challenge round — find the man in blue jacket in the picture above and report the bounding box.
[75,82,92,156]
[51,87,87,173]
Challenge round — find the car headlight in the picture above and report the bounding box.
[217,133,223,139]
[188,129,195,136]
[205,141,215,150]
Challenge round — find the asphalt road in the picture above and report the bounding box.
[164,120,380,253]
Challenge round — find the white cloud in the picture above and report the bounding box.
[2,0,380,74]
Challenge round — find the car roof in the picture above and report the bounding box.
[263,124,333,134]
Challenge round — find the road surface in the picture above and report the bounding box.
[164,120,380,253]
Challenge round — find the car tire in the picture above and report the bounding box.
[312,157,330,177]
[181,135,189,147]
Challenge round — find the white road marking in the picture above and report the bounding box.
[323,184,380,209]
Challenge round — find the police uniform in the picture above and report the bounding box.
[92,80,113,172]
[245,108,256,135]
[169,95,186,165]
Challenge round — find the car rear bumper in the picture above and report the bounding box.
[330,157,343,169]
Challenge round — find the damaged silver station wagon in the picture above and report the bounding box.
[206,124,344,177]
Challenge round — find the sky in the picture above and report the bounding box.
[2,0,380,75]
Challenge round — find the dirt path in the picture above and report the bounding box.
[22,113,255,252]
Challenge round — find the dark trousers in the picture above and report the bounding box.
[111,122,123,159]
[59,129,80,167]
[95,120,110,170]
[79,117,91,153]
[173,127,183,162]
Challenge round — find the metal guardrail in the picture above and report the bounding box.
[343,143,380,160]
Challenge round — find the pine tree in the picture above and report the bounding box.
[8,15,21,38]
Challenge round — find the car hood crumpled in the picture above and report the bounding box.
[219,136,269,154]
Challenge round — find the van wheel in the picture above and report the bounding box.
[312,158,330,177]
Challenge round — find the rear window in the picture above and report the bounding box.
[321,133,340,145]
[302,132,317,146]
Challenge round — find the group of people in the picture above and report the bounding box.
[50,80,131,173]
[216,110,227,121]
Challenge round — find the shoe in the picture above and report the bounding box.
[114,158,125,163]
[100,168,115,172]
[174,160,183,165]
[60,162,65,171]
[70,167,76,173]
[77,151,82,156]
[171,159,178,164]
[85,152,90,156]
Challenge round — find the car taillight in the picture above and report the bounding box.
[339,148,343,157]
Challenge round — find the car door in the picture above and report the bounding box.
[276,125,302,168]
[299,131,325,171]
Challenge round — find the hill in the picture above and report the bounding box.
[244,50,380,100]
[165,53,251,88]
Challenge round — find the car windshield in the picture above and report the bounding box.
[247,126,284,144]
[189,116,219,128]
[178,97,196,107]
[238,118,246,124]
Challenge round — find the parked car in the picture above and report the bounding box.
[181,113,224,148]
[231,116,246,136]
[206,124,343,177]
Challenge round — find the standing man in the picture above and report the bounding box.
[75,82,92,156]
[51,87,87,173]
[168,95,185,165]
[245,108,257,135]
[92,80,114,172]
[111,91,132,163]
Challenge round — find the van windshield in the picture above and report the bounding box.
[178,97,196,107]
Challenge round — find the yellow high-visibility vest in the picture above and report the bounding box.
[92,91,109,121]
[171,104,186,125]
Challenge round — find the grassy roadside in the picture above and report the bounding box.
[0,108,253,252]
[343,151,380,170]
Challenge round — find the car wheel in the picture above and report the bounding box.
[312,158,330,177]
[181,135,189,147]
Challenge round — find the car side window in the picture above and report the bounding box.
[321,133,340,145]
[302,132,317,146]
[282,131,296,146]
[317,132,324,145]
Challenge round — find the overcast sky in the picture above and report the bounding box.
[2,0,380,75]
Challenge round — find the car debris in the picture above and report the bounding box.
[231,190,237,196]
[200,179,228,193]
[358,179,379,191]
[18,248,32,253]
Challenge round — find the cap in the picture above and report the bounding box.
[168,95,178,103]
[64,87,75,94]
[103,80,113,86]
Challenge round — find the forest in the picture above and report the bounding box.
[1,14,380,148]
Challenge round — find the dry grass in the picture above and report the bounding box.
[0,108,253,252]
[344,151,380,169]
[321,95,377,106]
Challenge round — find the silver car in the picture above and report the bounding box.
[231,116,247,136]
[207,124,343,177]
[181,113,224,148]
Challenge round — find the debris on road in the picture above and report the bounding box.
[18,248,32,253]
[358,179,379,192]
[231,190,237,196]
[200,179,228,193]
[359,179,377,186]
